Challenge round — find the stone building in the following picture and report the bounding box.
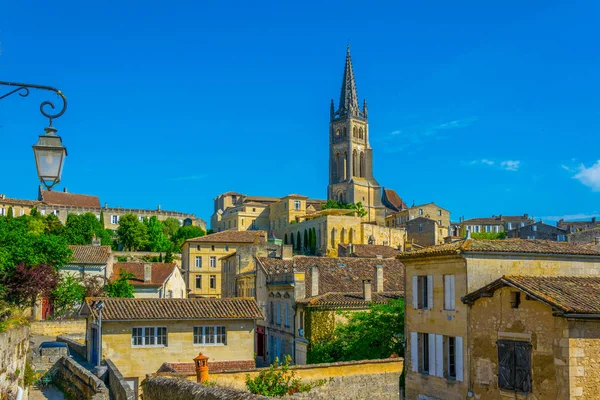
[506,221,568,241]
[256,254,404,365]
[405,216,447,248]
[210,47,416,242]
[0,194,36,217]
[80,297,263,396]
[111,262,186,298]
[35,187,205,230]
[568,228,600,245]
[463,276,600,399]
[181,230,267,298]
[337,243,402,258]
[399,239,600,400]
[458,214,533,235]
[63,244,113,281]
[558,217,600,233]
[385,202,451,233]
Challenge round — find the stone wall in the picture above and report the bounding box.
[105,359,136,400]
[0,326,29,398]
[143,376,269,400]
[54,356,109,400]
[57,334,87,359]
[31,319,86,336]
[156,358,403,400]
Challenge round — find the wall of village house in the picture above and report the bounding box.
[214,204,270,232]
[163,267,187,298]
[92,318,255,382]
[465,254,600,293]
[568,320,600,398]
[468,285,571,399]
[266,285,296,363]
[405,256,469,400]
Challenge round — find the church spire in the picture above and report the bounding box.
[332,45,366,120]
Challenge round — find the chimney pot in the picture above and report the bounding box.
[144,263,152,283]
[374,265,384,293]
[158,205,161,211]
[63,188,68,193]
[104,202,108,208]
[310,265,319,297]
[363,280,372,302]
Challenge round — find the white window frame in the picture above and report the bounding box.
[131,326,167,347]
[209,275,216,289]
[111,215,119,224]
[0,208,5,216]
[294,200,301,211]
[195,256,202,268]
[557,234,566,242]
[419,209,423,215]
[412,275,433,310]
[532,225,537,232]
[195,275,202,289]
[193,326,226,345]
[209,256,216,268]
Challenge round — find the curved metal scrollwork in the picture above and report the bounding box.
[0,81,67,125]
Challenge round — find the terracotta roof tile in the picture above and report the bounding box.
[297,291,403,307]
[39,190,101,208]
[68,245,111,264]
[82,297,264,321]
[112,263,177,287]
[382,189,407,212]
[463,275,600,314]
[257,256,404,295]
[0,197,36,206]
[399,239,600,259]
[338,244,401,258]
[185,230,267,244]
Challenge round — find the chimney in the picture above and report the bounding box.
[144,263,152,283]
[310,265,319,297]
[0,194,5,200]
[281,245,293,260]
[374,265,384,293]
[92,234,101,246]
[104,202,108,209]
[158,205,161,211]
[363,280,372,302]
[63,188,68,193]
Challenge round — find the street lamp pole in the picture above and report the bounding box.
[0,81,68,191]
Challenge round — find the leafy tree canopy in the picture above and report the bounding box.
[116,213,148,251]
[321,200,367,217]
[170,225,206,250]
[63,213,112,245]
[308,298,405,364]
[471,231,507,240]
[162,217,181,237]
[3,263,59,308]
[145,216,171,252]
[105,270,135,298]
[52,274,85,319]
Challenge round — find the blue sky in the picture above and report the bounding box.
[1,0,599,225]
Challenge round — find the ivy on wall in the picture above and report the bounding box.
[305,309,336,344]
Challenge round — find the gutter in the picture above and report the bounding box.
[557,313,600,319]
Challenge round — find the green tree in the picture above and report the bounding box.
[145,216,170,252]
[44,214,64,236]
[63,213,111,245]
[170,225,206,250]
[308,298,405,364]
[52,274,85,319]
[6,207,13,219]
[117,213,148,251]
[164,244,174,264]
[303,230,309,253]
[162,217,181,237]
[471,231,507,240]
[105,270,135,298]
[99,210,105,229]
[310,227,317,254]
[321,200,366,217]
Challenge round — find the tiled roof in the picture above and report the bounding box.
[82,297,264,321]
[256,256,404,295]
[338,244,402,258]
[297,291,403,307]
[461,217,504,225]
[0,197,36,206]
[111,263,177,287]
[382,189,407,212]
[68,245,111,264]
[462,215,532,225]
[399,239,600,258]
[39,190,101,208]
[462,275,600,315]
[185,230,267,244]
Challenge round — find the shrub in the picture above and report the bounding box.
[245,355,326,397]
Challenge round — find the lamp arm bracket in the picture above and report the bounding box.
[0,81,67,126]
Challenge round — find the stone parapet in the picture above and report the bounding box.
[0,326,30,398]
[105,359,136,400]
[31,319,86,336]
[54,356,109,400]
[143,376,270,400]
[57,335,87,360]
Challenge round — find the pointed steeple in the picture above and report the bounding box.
[333,45,367,120]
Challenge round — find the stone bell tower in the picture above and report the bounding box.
[327,46,385,224]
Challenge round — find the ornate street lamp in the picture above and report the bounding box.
[0,81,68,190]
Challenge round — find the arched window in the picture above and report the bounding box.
[338,192,344,203]
[341,228,346,244]
[360,152,365,177]
[331,228,337,248]
[359,127,363,139]
[342,151,348,180]
[349,228,354,243]
[336,129,340,137]
[352,150,358,176]
[353,126,357,137]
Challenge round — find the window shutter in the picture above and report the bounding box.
[410,332,418,372]
[456,336,464,382]
[450,275,455,310]
[428,333,436,375]
[435,334,444,377]
[497,340,514,389]
[515,342,532,393]
[412,276,418,309]
[427,275,434,309]
[444,276,451,309]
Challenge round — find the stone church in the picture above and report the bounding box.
[211,46,406,235]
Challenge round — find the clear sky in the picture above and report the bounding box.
[1,0,599,225]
